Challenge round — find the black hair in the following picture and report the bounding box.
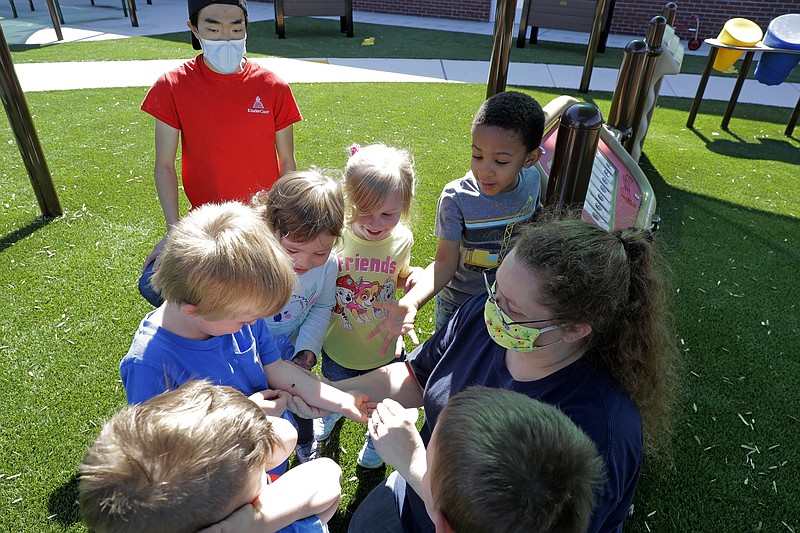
[472,91,545,152]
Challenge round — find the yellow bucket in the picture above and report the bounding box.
[713,18,763,72]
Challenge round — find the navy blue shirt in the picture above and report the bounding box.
[398,294,643,533]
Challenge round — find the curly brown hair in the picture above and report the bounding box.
[514,218,680,457]
[251,169,345,243]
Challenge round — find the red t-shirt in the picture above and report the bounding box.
[141,56,302,207]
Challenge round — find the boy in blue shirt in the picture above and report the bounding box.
[121,201,367,439]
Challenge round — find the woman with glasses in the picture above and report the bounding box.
[209,217,678,533]
[343,217,679,533]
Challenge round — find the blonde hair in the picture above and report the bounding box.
[251,169,345,243]
[79,380,280,533]
[344,143,415,224]
[151,202,297,320]
[431,387,604,533]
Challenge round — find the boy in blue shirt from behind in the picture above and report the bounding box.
[79,380,342,533]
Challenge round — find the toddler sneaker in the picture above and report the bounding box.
[295,440,320,463]
[314,413,342,441]
[356,436,384,469]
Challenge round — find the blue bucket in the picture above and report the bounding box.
[754,14,800,86]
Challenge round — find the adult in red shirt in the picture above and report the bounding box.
[138,0,302,306]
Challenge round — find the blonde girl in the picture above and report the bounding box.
[315,143,418,469]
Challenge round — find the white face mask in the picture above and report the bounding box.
[199,37,246,74]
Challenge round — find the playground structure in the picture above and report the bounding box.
[687,14,800,137]
[2,0,682,227]
[2,0,679,225]
[537,96,656,231]
[5,0,144,34]
[488,0,685,230]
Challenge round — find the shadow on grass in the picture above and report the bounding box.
[318,420,390,532]
[47,472,81,527]
[329,465,387,533]
[623,154,800,532]
[690,128,800,164]
[0,215,56,253]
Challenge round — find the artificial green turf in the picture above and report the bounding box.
[1,81,798,532]
[9,16,799,83]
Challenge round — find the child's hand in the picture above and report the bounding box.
[286,395,332,419]
[368,299,420,357]
[339,389,370,423]
[368,398,423,470]
[290,349,317,371]
[248,389,290,417]
[141,235,168,272]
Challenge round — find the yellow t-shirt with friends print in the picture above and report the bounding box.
[322,225,413,370]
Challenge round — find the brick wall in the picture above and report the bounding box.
[610,0,797,41]
[352,0,492,22]
[261,0,794,37]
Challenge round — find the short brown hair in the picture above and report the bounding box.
[344,143,415,224]
[79,380,280,533]
[151,201,297,320]
[430,386,604,533]
[251,169,345,243]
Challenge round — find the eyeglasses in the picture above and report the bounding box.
[483,270,555,328]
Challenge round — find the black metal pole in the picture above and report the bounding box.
[624,15,665,157]
[0,24,63,218]
[786,94,800,137]
[606,39,649,142]
[579,0,610,93]
[545,102,604,213]
[687,46,717,128]
[487,0,517,99]
[721,51,755,129]
[44,0,64,41]
[662,2,677,26]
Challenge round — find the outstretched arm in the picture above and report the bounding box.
[368,239,461,355]
[335,361,424,410]
[198,458,342,533]
[265,359,369,423]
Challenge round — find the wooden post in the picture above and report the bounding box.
[0,24,63,218]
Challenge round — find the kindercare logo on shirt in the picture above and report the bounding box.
[248,96,271,115]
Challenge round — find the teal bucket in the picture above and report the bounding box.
[754,14,800,86]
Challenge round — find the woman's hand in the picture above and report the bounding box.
[341,389,371,423]
[368,398,423,470]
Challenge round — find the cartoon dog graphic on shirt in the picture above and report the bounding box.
[349,278,382,325]
[373,278,396,320]
[333,274,357,331]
